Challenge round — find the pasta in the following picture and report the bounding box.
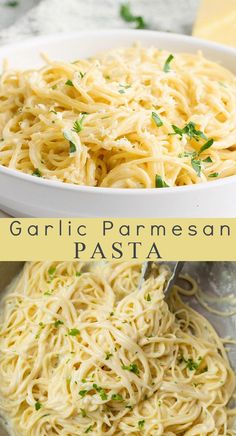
[0,44,236,188]
[0,261,235,435]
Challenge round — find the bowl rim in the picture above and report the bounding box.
[1,28,236,196]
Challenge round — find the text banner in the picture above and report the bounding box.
[0,218,235,261]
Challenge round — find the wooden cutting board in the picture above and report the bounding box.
[193,0,236,47]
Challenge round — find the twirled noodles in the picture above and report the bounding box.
[0,261,235,435]
[0,45,236,188]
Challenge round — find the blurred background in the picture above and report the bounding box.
[0,0,199,44]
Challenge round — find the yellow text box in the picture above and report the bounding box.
[0,218,235,261]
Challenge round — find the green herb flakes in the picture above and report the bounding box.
[4,1,18,7]
[120,3,147,29]
[92,384,108,401]
[198,138,214,155]
[63,130,78,154]
[35,401,42,411]
[185,358,201,371]
[179,354,202,371]
[122,363,140,375]
[65,79,73,87]
[138,419,145,429]
[79,390,87,398]
[152,111,163,127]
[105,352,113,360]
[80,408,87,417]
[76,271,82,277]
[163,54,174,73]
[54,320,64,328]
[72,115,86,134]
[32,169,42,177]
[208,172,219,178]
[48,266,56,276]
[155,174,169,188]
[171,122,207,141]
[68,328,80,336]
[191,157,202,177]
[111,393,123,401]
[85,425,93,434]
[203,156,213,163]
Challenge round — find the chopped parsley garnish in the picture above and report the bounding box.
[35,401,42,411]
[48,266,56,276]
[120,3,147,29]
[175,128,214,176]
[163,54,174,73]
[85,425,93,433]
[203,156,213,163]
[105,352,113,360]
[191,157,201,177]
[155,174,169,188]
[68,328,80,336]
[138,419,145,429]
[125,404,133,410]
[93,384,108,401]
[79,390,88,397]
[69,142,76,154]
[52,84,57,90]
[198,138,214,154]
[54,320,64,328]
[122,363,140,375]
[152,111,163,127]
[111,393,124,401]
[208,172,219,178]
[179,354,202,371]
[44,291,52,296]
[65,79,74,87]
[171,122,207,141]
[72,115,86,134]
[76,271,82,277]
[79,72,85,79]
[118,89,126,94]
[4,1,18,6]
[145,294,151,301]
[185,358,201,371]
[63,130,78,154]
[80,408,87,417]
[190,139,214,176]
[32,169,42,177]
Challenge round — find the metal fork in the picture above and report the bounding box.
[138,261,185,298]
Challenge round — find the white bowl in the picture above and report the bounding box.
[0,30,236,218]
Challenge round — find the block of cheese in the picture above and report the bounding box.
[193,0,236,48]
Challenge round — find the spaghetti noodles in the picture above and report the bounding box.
[0,45,236,188]
[0,261,235,435]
